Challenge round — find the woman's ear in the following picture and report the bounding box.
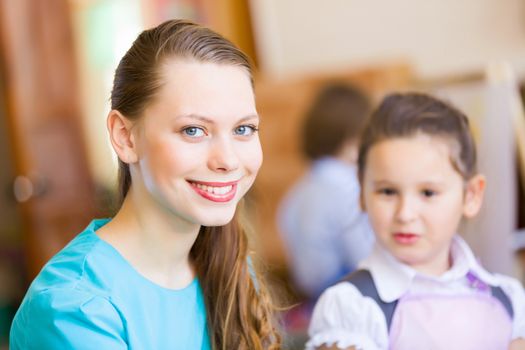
[463,174,486,218]
[107,110,138,164]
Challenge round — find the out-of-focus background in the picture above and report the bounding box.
[0,0,525,348]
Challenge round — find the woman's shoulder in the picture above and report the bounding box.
[27,219,116,296]
[10,285,126,349]
[9,219,128,349]
[16,285,119,322]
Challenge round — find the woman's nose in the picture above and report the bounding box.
[207,136,239,172]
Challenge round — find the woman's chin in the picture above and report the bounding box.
[198,212,236,227]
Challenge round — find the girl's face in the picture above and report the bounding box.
[130,60,262,227]
[362,134,483,275]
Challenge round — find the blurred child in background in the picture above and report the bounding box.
[278,83,375,301]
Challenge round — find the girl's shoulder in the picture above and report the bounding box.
[491,273,525,340]
[313,281,387,323]
[306,282,389,350]
[491,272,525,298]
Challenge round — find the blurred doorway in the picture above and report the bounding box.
[0,49,24,349]
[0,0,97,285]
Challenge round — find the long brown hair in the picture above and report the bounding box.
[358,92,477,183]
[111,19,280,349]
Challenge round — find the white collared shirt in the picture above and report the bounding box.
[306,236,525,350]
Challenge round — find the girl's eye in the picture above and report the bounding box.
[422,189,437,198]
[234,125,258,137]
[182,126,206,138]
[378,188,396,196]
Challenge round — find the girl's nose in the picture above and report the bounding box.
[395,196,417,223]
[207,136,239,172]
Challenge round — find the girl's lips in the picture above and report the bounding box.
[393,232,420,245]
[187,180,238,203]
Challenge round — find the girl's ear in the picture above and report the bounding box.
[107,110,138,164]
[463,174,486,218]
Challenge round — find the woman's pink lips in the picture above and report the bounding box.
[187,180,238,203]
[393,232,420,244]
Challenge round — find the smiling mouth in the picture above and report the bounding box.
[187,180,238,202]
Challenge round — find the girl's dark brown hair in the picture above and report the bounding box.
[111,19,280,350]
[302,83,371,160]
[358,92,477,183]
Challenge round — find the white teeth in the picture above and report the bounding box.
[193,182,233,196]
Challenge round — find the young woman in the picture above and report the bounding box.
[10,19,280,350]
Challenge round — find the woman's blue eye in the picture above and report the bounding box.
[234,125,258,136]
[182,127,205,137]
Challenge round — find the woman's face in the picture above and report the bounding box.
[131,60,262,227]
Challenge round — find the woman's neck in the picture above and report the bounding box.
[97,189,201,289]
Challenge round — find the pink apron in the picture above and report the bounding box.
[388,292,513,350]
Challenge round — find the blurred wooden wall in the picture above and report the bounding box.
[201,0,258,65]
[0,0,97,278]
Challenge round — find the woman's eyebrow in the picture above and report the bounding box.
[237,114,260,123]
[174,113,259,124]
[173,114,214,123]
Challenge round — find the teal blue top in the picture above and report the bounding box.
[10,219,211,350]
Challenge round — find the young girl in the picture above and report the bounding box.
[10,20,280,349]
[307,92,525,350]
